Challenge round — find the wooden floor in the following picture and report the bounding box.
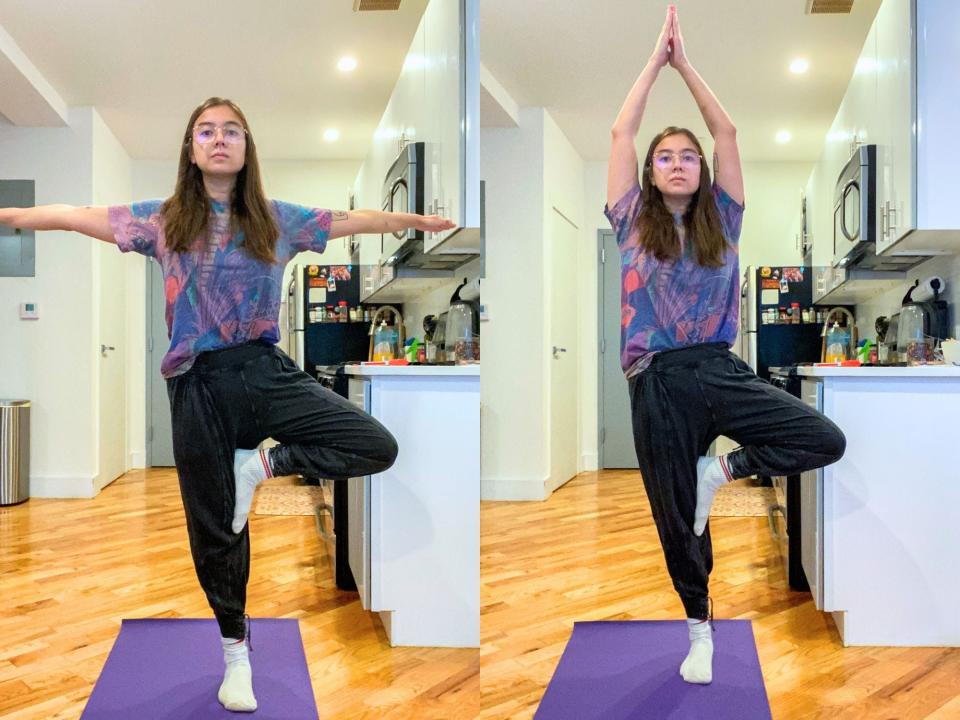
[481,470,960,720]
[0,469,478,720]
[5,469,960,719]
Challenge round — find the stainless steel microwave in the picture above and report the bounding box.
[832,144,876,268]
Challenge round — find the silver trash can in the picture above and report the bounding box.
[0,400,30,506]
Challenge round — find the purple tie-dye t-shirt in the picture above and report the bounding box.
[109,199,331,378]
[604,182,744,376]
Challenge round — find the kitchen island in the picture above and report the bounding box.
[796,365,960,646]
[343,364,480,647]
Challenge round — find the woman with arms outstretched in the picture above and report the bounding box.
[605,6,845,684]
[0,96,454,712]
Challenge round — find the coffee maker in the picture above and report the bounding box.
[896,279,949,364]
[444,278,480,364]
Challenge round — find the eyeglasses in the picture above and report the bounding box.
[652,150,702,169]
[192,122,247,145]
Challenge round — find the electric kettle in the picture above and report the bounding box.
[444,278,479,364]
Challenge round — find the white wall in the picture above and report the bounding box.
[480,108,546,499]
[0,109,98,495]
[402,258,481,349]
[854,253,960,345]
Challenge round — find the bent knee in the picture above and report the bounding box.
[821,424,846,464]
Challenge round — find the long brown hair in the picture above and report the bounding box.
[161,97,280,263]
[637,127,728,268]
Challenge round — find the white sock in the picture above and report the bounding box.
[218,637,257,712]
[679,618,714,684]
[693,455,734,536]
[232,448,272,534]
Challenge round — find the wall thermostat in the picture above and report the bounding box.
[19,302,39,320]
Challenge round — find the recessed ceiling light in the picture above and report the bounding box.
[789,58,810,74]
[337,56,357,72]
[324,128,340,142]
[776,130,792,144]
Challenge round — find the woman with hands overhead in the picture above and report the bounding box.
[0,96,454,713]
[605,5,845,685]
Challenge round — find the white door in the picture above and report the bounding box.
[547,209,578,493]
[97,241,125,490]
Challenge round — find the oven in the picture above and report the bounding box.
[767,366,810,592]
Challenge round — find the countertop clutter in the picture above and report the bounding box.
[797,364,960,377]
[346,364,480,377]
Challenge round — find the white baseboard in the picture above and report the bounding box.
[481,476,548,501]
[29,475,98,499]
[580,453,598,472]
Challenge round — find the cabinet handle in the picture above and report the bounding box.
[887,203,897,233]
[881,202,888,238]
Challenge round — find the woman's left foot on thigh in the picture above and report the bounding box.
[693,455,733,536]
[232,449,272,534]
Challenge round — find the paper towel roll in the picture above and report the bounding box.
[913,276,945,302]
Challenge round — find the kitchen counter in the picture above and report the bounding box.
[800,371,960,646]
[797,365,960,377]
[345,368,479,648]
[344,364,480,377]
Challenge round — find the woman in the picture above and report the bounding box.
[0,97,454,712]
[605,7,845,685]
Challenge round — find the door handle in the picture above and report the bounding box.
[552,346,567,359]
[101,344,116,355]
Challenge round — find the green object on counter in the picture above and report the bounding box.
[858,339,873,363]
[405,338,420,362]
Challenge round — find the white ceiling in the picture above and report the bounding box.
[480,0,882,162]
[0,0,428,161]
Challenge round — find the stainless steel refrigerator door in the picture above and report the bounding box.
[741,266,757,334]
[287,265,306,370]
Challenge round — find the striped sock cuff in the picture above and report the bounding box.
[718,454,735,482]
[259,448,273,479]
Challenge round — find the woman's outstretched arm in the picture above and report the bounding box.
[0,205,116,243]
[669,8,744,204]
[327,209,455,241]
[608,5,675,210]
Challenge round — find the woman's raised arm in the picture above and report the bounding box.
[669,8,744,205]
[607,6,675,210]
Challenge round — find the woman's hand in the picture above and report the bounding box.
[650,5,675,68]
[668,6,689,70]
[414,214,457,232]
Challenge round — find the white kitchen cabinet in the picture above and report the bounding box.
[423,0,480,256]
[874,0,913,253]
[873,0,960,256]
[345,366,480,648]
[797,366,960,646]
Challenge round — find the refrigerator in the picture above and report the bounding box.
[738,265,825,381]
[284,262,372,372]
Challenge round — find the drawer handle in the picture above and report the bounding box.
[767,503,786,542]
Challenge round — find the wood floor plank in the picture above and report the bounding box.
[480,470,960,720]
[0,469,477,719]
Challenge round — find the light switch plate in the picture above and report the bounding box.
[19,302,39,320]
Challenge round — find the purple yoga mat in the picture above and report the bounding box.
[81,618,319,720]
[535,620,771,720]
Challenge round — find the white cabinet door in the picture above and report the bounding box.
[423,0,463,254]
[845,22,877,153]
[347,379,372,609]
[875,0,913,253]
